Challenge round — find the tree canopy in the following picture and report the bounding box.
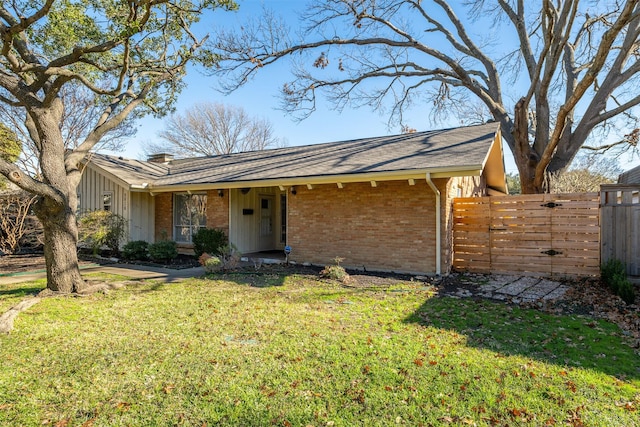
[0,0,237,293]
[212,0,640,193]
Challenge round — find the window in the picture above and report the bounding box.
[103,192,112,211]
[173,193,207,243]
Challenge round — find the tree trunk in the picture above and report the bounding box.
[512,98,545,194]
[34,196,86,293]
[22,106,88,294]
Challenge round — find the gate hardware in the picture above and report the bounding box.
[542,249,562,256]
[541,202,562,208]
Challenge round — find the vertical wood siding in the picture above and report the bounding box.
[601,185,640,277]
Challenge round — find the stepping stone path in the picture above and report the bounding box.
[441,273,570,304]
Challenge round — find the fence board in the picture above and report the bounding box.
[453,193,600,277]
[600,185,640,276]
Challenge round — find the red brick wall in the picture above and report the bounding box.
[154,193,173,242]
[206,189,229,236]
[287,180,448,274]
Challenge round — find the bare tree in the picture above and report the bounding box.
[211,0,640,193]
[0,0,237,294]
[144,102,284,157]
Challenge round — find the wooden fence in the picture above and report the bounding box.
[452,193,600,277]
[600,185,639,277]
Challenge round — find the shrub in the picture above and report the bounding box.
[122,240,149,260]
[0,191,38,254]
[601,258,626,284]
[600,259,636,304]
[148,240,178,262]
[199,253,223,273]
[192,228,228,257]
[320,256,352,284]
[218,243,241,270]
[78,210,127,256]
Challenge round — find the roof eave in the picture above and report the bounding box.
[146,166,484,193]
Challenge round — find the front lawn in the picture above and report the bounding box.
[0,273,638,426]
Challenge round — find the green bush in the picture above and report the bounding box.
[122,240,149,260]
[192,228,228,257]
[601,258,626,284]
[600,259,636,304]
[199,253,223,273]
[78,210,127,255]
[148,240,178,262]
[320,256,352,284]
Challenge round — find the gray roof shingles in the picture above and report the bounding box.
[87,123,499,188]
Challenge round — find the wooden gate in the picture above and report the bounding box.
[453,193,600,277]
[600,185,640,277]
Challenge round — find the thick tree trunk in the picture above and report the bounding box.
[34,196,86,293]
[512,98,545,194]
[28,105,87,294]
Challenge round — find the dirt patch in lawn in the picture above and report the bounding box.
[0,253,100,275]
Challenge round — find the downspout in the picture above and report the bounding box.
[426,173,441,276]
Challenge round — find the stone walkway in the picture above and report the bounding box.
[450,274,569,303]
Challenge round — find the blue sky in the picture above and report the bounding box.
[110,0,637,175]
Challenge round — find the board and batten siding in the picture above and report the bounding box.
[77,166,127,214]
[129,192,155,242]
[229,187,281,254]
[77,165,155,244]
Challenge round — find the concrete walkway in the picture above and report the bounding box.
[0,263,205,286]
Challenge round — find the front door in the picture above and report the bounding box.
[258,195,275,251]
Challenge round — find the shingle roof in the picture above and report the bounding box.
[86,122,500,189]
[84,153,168,187]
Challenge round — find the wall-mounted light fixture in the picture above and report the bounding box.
[291,186,297,195]
[217,189,224,198]
[241,188,251,195]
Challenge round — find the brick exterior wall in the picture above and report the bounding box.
[287,180,447,274]
[150,175,488,273]
[206,189,229,236]
[154,193,173,242]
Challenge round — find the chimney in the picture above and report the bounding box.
[147,153,174,164]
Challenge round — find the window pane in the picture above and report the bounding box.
[174,194,190,226]
[103,192,112,211]
[174,226,191,242]
[173,193,207,243]
[191,194,207,227]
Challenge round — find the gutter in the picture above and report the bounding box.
[146,166,484,194]
[426,173,441,276]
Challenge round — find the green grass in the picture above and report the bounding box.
[0,273,638,426]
